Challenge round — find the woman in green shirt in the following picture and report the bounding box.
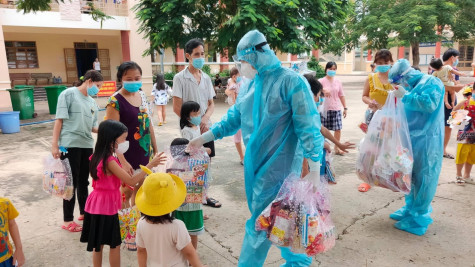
[51,70,103,232]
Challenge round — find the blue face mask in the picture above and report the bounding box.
[87,84,99,96]
[122,81,142,93]
[375,65,391,73]
[192,58,205,69]
[190,116,201,126]
[236,76,242,83]
[316,97,324,107]
[327,70,336,77]
[453,58,459,67]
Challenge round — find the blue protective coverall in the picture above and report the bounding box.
[210,30,324,266]
[388,59,445,236]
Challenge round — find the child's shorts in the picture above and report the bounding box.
[456,143,475,165]
[174,210,204,235]
[0,257,13,267]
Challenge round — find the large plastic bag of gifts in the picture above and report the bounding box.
[255,174,336,256]
[118,204,141,250]
[42,155,74,200]
[356,91,413,194]
[161,145,210,204]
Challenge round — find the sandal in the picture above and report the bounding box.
[358,183,371,192]
[456,176,466,185]
[443,153,455,159]
[62,222,82,232]
[205,197,222,208]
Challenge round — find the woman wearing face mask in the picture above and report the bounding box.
[105,62,158,236]
[319,61,348,156]
[358,49,394,192]
[51,69,103,232]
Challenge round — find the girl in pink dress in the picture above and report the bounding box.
[80,120,166,266]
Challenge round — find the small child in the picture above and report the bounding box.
[430,58,466,109]
[453,86,475,185]
[151,73,173,126]
[225,67,245,164]
[135,172,205,267]
[301,74,355,181]
[80,120,166,266]
[0,198,25,267]
[176,102,211,251]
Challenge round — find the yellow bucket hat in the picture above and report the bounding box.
[462,86,473,95]
[135,166,186,216]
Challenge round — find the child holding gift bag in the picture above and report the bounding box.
[80,120,166,266]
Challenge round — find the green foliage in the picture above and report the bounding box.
[307,56,326,78]
[343,0,475,66]
[15,0,113,28]
[163,72,176,86]
[202,65,212,77]
[219,69,230,77]
[134,0,351,56]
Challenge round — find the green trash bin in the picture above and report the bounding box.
[7,87,35,120]
[44,85,67,114]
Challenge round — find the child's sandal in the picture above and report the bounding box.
[456,176,466,185]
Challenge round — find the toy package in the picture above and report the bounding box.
[162,145,210,204]
[118,205,141,250]
[358,107,376,133]
[447,109,470,129]
[356,91,413,194]
[255,174,335,256]
[42,155,74,200]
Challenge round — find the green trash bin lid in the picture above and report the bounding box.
[7,88,34,92]
[13,85,34,89]
[44,85,67,90]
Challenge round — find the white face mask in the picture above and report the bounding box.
[115,141,129,154]
[241,62,258,80]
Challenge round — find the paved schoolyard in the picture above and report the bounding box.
[0,75,474,266]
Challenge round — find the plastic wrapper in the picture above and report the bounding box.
[161,145,210,204]
[323,150,336,184]
[356,91,413,194]
[255,174,335,256]
[118,205,141,248]
[358,108,376,133]
[42,155,74,200]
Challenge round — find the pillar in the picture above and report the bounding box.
[127,0,153,95]
[120,31,130,62]
[175,46,185,72]
[311,49,319,59]
[435,41,441,59]
[0,24,12,110]
[290,54,298,61]
[220,49,229,72]
[398,47,405,59]
[367,49,372,62]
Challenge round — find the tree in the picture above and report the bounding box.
[342,0,475,66]
[15,0,113,28]
[134,0,351,57]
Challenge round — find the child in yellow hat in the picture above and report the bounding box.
[135,170,205,267]
[453,85,475,184]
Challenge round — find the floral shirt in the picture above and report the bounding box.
[0,198,19,263]
[107,92,153,169]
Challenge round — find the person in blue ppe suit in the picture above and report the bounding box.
[389,59,445,236]
[188,30,324,266]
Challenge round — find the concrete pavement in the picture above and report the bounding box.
[0,75,474,266]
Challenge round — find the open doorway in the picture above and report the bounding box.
[74,42,98,78]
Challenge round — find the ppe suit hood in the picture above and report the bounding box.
[237,30,281,73]
[389,59,424,89]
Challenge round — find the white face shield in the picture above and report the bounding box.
[233,55,257,80]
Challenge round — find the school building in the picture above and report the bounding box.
[0,0,154,110]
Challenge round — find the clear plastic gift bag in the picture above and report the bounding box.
[42,155,74,200]
[255,174,336,256]
[356,91,413,194]
[161,145,210,204]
